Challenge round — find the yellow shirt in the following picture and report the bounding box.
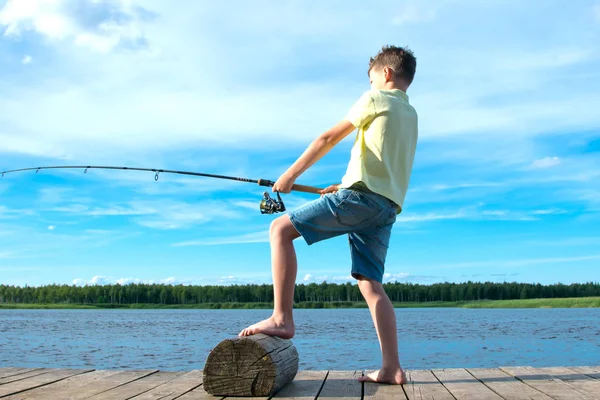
[339,89,418,213]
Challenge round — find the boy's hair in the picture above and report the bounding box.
[368,45,416,85]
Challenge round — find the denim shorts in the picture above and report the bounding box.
[288,185,398,283]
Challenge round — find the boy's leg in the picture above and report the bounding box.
[239,188,382,338]
[356,276,407,385]
[239,214,300,338]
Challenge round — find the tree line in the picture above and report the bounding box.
[0,281,598,305]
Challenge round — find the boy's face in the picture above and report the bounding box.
[369,67,387,90]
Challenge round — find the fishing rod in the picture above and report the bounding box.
[1,165,324,214]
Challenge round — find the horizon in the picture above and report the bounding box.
[4,279,599,289]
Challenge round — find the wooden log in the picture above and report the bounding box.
[203,333,299,397]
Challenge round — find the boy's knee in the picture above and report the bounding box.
[357,276,384,294]
[269,217,283,237]
[269,215,300,241]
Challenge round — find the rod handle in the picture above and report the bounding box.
[291,183,323,194]
[257,179,323,195]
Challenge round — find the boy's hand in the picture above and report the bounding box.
[319,184,340,197]
[272,172,296,194]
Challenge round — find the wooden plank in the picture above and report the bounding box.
[271,370,328,399]
[174,385,224,400]
[501,366,597,400]
[534,367,600,400]
[5,369,158,400]
[2,371,123,400]
[54,369,159,399]
[432,368,504,400]
[129,370,204,400]
[364,379,407,400]
[316,371,361,399]
[88,371,185,399]
[404,369,454,400]
[467,368,554,400]
[0,370,26,380]
[0,368,93,398]
[0,369,54,385]
[0,369,45,381]
[568,366,600,380]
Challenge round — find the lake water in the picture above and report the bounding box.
[1,308,599,371]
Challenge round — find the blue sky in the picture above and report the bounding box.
[1,0,599,288]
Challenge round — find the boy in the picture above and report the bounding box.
[239,45,418,385]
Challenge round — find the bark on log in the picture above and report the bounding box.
[203,333,299,397]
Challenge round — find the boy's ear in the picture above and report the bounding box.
[383,66,393,81]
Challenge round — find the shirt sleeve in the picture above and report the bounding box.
[345,90,377,128]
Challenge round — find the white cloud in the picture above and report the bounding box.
[531,156,561,169]
[21,55,32,64]
[172,230,269,247]
[0,205,37,219]
[573,189,600,208]
[90,275,111,285]
[115,277,143,285]
[398,210,467,222]
[479,210,538,221]
[418,254,600,271]
[47,204,91,214]
[383,272,410,282]
[46,199,245,229]
[47,225,55,230]
[427,183,505,191]
[231,200,261,212]
[331,275,354,283]
[0,0,152,53]
[300,272,437,285]
[218,275,256,285]
[136,201,244,230]
[38,187,75,203]
[399,205,550,223]
[523,236,600,247]
[0,2,598,162]
[298,274,327,284]
[0,82,351,159]
[72,275,112,286]
[73,275,189,286]
[84,229,120,235]
[531,209,567,215]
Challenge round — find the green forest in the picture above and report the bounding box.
[0,281,598,306]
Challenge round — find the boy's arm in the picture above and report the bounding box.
[273,120,356,193]
[273,90,376,193]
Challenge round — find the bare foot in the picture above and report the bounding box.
[238,316,295,339]
[358,368,407,385]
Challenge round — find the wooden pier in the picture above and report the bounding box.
[0,366,599,399]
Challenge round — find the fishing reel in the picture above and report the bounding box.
[260,191,286,214]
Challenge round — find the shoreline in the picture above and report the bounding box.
[1,297,599,309]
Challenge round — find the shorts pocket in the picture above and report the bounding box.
[334,190,383,227]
